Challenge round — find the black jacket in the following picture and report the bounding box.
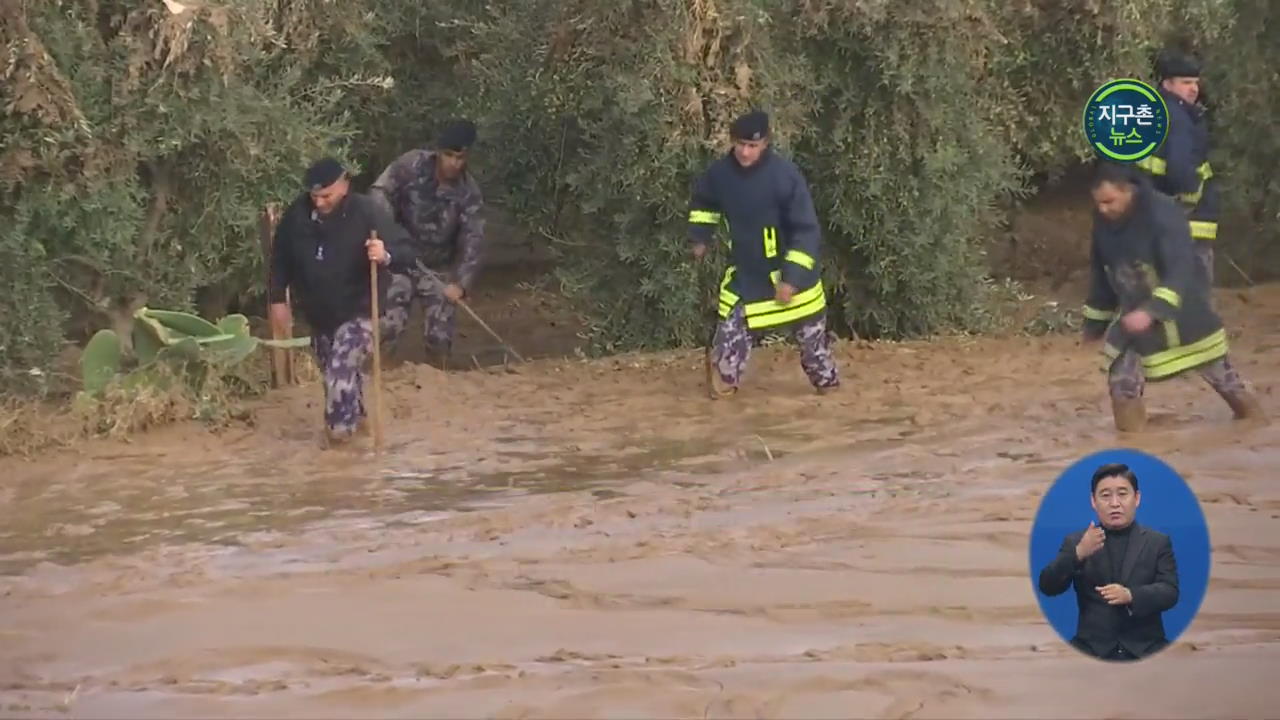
[268,192,415,335]
[1081,180,1227,380]
[686,147,827,330]
[1136,87,1218,234]
[1038,521,1180,659]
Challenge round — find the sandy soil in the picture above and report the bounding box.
[1,284,1278,719]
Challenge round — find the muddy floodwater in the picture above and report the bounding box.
[2,287,1279,719]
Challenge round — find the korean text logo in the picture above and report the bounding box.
[1083,79,1169,162]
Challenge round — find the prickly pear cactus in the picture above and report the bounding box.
[77,306,313,397]
[79,329,122,396]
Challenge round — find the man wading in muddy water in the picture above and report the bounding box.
[371,120,486,370]
[687,110,840,399]
[268,158,416,447]
[1081,161,1266,431]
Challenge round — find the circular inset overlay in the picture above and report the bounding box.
[1029,448,1211,661]
[1083,79,1169,162]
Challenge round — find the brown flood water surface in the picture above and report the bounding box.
[2,286,1279,719]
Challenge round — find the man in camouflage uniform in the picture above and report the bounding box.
[370,119,485,369]
[687,110,840,398]
[268,158,416,446]
[1082,161,1265,432]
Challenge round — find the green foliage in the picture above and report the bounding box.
[0,0,393,394]
[1206,0,1280,277]
[4,0,1280,398]
[0,238,65,393]
[1023,303,1084,337]
[785,1,1031,338]
[395,0,816,353]
[386,0,1267,352]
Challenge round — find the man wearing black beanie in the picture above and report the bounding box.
[687,109,841,399]
[1136,48,1219,289]
[371,119,486,369]
[268,157,417,446]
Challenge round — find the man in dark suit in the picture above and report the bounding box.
[1038,462,1180,661]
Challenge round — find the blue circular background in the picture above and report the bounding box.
[1083,78,1169,162]
[1028,448,1211,654]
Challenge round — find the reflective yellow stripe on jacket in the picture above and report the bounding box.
[1102,328,1229,380]
[1082,305,1117,322]
[689,209,731,246]
[1189,220,1217,241]
[1134,156,1214,206]
[1152,286,1181,308]
[785,248,815,270]
[719,266,827,330]
[763,226,778,258]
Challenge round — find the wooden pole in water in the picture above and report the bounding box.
[369,231,385,454]
[262,203,295,387]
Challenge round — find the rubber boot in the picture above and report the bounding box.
[1111,396,1147,433]
[705,350,737,400]
[1222,390,1269,424]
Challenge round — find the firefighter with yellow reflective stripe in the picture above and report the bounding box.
[1134,49,1219,285]
[1082,162,1265,431]
[687,110,840,399]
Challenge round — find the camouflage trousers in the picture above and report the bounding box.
[712,303,840,390]
[1108,348,1247,402]
[382,269,457,354]
[310,317,373,436]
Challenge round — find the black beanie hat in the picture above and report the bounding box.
[1155,48,1202,80]
[730,110,769,141]
[437,119,478,151]
[303,157,345,190]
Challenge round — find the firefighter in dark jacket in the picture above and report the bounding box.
[1081,162,1266,431]
[1135,49,1218,285]
[687,110,840,399]
[268,158,417,445]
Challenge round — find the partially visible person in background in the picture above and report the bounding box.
[1136,48,1219,287]
[371,120,486,370]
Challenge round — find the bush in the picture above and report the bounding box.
[383,0,1263,353]
[0,0,394,394]
[3,0,1278,401]
[1207,0,1280,279]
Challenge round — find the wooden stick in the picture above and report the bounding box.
[413,260,527,364]
[369,232,385,454]
[262,203,295,387]
[455,297,528,364]
[1224,251,1254,287]
[284,288,296,383]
